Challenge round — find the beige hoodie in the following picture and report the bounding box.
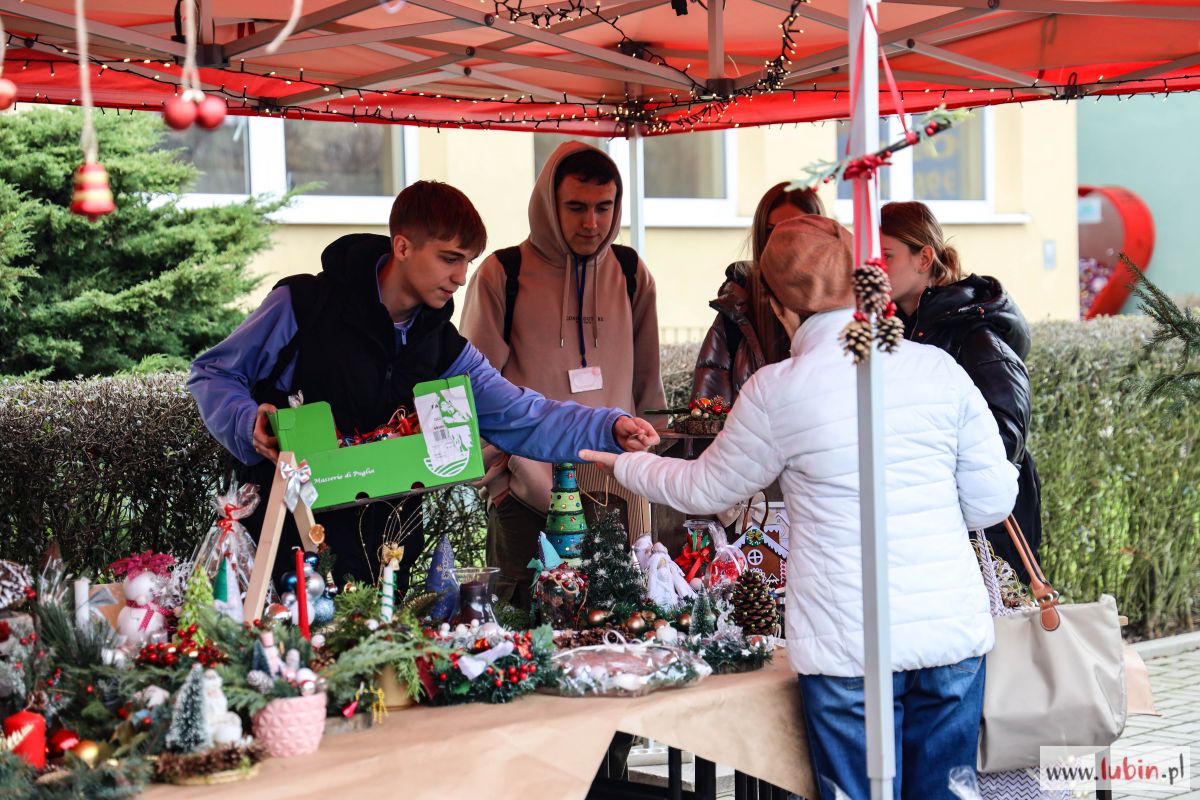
[461,141,666,515]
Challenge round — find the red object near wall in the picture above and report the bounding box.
[1078,185,1155,319]
[3,709,47,768]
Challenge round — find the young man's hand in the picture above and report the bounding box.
[612,415,660,452]
[253,403,281,463]
[578,449,618,475]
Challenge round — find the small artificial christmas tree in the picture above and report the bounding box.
[164,665,211,753]
[544,463,588,560]
[731,571,779,636]
[689,585,717,638]
[177,568,214,644]
[579,511,644,610]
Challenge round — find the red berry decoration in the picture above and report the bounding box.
[925,123,938,136]
[195,94,227,129]
[163,96,198,130]
[0,78,17,110]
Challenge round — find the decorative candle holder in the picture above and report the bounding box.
[452,567,499,626]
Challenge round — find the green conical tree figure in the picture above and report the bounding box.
[580,511,644,609]
[544,463,589,560]
[689,585,717,638]
[165,665,211,753]
[177,567,214,644]
[731,571,779,636]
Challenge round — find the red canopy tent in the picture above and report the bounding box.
[2,0,1200,134]
[1,3,1191,798]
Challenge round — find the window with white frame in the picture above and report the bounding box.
[165,116,418,224]
[531,130,739,227]
[835,108,995,223]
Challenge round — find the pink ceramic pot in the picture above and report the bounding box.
[251,692,327,758]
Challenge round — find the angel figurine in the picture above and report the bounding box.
[645,543,696,609]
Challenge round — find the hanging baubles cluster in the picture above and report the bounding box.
[0,15,15,110]
[164,91,228,131]
[0,78,16,111]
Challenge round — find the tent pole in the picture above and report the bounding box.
[707,0,724,79]
[629,132,646,253]
[627,84,646,255]
[849,0,894,799]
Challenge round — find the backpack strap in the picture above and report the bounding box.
[494,246,523,345]
[611,244,640,307]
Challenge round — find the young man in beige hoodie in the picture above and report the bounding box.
[461,142,666,608]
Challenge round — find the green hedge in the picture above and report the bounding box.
[1,316,1196,637]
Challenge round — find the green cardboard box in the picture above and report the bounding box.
[269,375,483,511]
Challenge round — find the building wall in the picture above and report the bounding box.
[1078,93,1200,310]
[244,102,1080,331]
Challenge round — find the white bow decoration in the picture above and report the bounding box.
[457,641,515,680]
[280,460,319,511]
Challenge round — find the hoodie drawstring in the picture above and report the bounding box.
[558,255,571,352]
[573,255,589,368]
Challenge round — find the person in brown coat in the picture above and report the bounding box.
[691,182,826,402]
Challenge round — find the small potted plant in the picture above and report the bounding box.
[672,396,729,436]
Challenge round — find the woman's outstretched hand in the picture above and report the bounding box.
[578,449,618,475]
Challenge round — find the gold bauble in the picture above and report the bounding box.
[343,582,358,594]
[624,613,647,634]
[586,608,612,627]
[72,739,101,767]
[676,612,692,631]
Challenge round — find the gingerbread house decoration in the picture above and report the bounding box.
[732,524,788,591]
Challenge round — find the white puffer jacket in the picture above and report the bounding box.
[616,308,1018,677]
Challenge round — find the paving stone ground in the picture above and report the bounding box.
[1113,646,1200,799]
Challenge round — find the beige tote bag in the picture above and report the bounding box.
[977,517,1127,773]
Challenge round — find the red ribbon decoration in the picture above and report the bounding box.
[674,531,714,583]
[125,598,166,631]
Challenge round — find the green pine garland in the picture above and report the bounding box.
[426,626,556,705]
[0,751,152,799]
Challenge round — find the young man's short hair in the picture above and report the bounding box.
[388,180,487,258]
[554,148,619,190]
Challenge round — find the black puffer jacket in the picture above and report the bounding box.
[691,262,770,402]
[902,274,1043,582]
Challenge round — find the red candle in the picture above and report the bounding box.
[4,709,46,768]
[295,548,311,641]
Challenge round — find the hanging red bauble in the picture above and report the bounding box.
[195,95,227,130]
[69,163,116,221]
[163,96,198,130]
[3,709,46,768]
[0,78,17,110]
[47,728,81,758]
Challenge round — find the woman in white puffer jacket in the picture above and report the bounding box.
[582,215,1017,800]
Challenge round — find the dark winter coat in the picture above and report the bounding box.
[691,262,771,402]
[901,274,1043,582]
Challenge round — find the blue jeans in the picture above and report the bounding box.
[797,655,985,800]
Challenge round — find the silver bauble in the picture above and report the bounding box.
[279,591,297,606]
[312,595,335,626]
[305,572,326,597]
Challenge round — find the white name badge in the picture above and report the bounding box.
[568,366,604,394]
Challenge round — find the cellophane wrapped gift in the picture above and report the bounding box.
[703,524,748,593]
[184,482,276,611]
[546,633,711,697]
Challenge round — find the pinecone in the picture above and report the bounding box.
[852,265,892,317]
[876,313,905,354]
[841,317,873,364]
[730,571,778,637]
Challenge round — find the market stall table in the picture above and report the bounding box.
[144,656,814,800]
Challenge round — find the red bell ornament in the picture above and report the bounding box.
[195,95,227,130]
[0,78,17,110]
[47,727,80,758]
[3,709,46,768]
[163,95,198,130]
[69,162,116,221]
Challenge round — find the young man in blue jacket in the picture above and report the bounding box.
[188,180,658,596]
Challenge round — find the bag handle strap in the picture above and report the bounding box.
[1001,515,1061,631]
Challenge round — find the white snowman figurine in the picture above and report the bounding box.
[112,552,174,649]
[202,669,245,746]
